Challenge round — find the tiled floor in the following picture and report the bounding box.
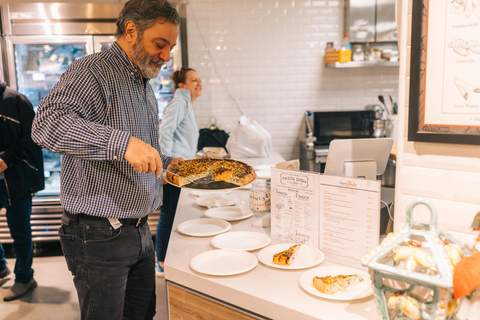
[0,243,168,320]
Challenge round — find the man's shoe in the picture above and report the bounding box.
[0,266,10,279]
[156,262,164,278]
[3,279,37,302]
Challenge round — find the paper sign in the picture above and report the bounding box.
[270,168,321,246]
[319,174,381,269]
[270,168,381,269]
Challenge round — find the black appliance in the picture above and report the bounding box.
[313,110,376,145]
[300,110,376,174]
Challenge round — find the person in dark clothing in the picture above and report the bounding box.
[0,82,45,301]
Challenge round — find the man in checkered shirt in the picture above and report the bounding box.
[31,0,183,319]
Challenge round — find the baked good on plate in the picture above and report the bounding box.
[313,274,364,295]
[167,158,255,187]
[273,244,301,266]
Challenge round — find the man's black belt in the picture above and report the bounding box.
[63,210,148,228]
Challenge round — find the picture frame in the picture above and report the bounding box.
[408,0,480,144]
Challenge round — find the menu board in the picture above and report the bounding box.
[270,169,321,246]
[270,168,381,268]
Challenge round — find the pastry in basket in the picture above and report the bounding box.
[272,244,301,266]
[313,274,364,295]
[167,158,255,187]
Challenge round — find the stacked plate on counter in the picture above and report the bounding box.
[177,190,262,276]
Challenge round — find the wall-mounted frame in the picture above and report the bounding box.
[408,0,480,144]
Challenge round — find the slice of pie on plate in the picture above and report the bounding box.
[272,244,301,266]
[313,274,364,295]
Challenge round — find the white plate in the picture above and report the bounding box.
[253,164,274,171]
[257,243,325,270]
[211,231,271,251]
[190,190,232,197]
[299,266,373,301]
[194,194,240,208]
[255,170,271,179]
[204,206,253,222]
[176,218,231,237]
[190,249,258,276]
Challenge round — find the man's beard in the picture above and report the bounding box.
[131,38,165,79]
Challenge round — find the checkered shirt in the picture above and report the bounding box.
[32,42,171,219]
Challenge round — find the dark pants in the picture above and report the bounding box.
[0,180,34,284]
[59,211,156,320]
[156,183,181,262]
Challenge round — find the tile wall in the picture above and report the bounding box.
[184,0,399,160]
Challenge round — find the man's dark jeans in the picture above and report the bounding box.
[59,211,156,320]
[0,180,34,284]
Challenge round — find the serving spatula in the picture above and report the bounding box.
[164,170,215,185]
[164,170,195,184]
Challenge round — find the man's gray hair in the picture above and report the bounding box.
[115,0,180,38]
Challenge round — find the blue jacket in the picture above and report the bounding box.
[160,89,199,159]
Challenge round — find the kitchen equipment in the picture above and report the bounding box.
[389,95,395,114]
[373,119,386,138]
[378,95,390,115]
[300,110,376,174]
[303,111,317,149]
[365,104,385,120]
[312,110,376,145]
[348,0,397,43]
[381,159,396,187]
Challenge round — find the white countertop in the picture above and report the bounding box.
[164,152,379,320]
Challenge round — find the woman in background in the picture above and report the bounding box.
[156,67,202,276]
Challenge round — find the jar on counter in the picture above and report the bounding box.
[249,179,271,218]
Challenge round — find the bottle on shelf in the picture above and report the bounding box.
[339,34,352,63]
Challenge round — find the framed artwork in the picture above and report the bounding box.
[408,0,480,144]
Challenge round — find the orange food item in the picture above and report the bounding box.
[453,252,480,299]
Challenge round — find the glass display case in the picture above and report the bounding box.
[6,37,93,198]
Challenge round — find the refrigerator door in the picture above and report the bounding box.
[93,35,116,53]
[4,35,93,203]
[5,35,94,105]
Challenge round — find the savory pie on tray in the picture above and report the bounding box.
[166,158,256,189]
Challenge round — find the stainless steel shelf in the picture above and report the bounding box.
[326,61,400,68]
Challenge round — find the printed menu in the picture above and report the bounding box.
[270,169,321,246]
[270,168,381,269]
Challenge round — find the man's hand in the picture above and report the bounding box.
[124,136,163,177]
[164,157,184,184]
[0,158,7,174]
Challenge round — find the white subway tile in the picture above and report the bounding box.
[450,171,480,204]
[395,194,479,235]
[400,166,450,199]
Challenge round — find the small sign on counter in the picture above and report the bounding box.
[270,168,381,269]
[270,169,321,246]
